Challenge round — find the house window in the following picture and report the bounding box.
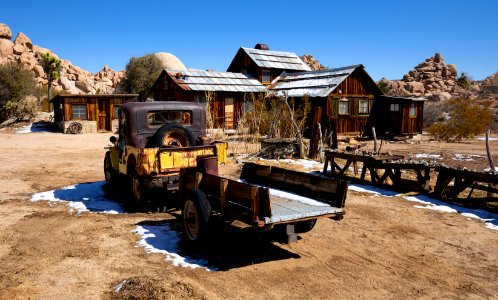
[72,104,87,119]
[390,103,400,111]
[262,70,271,83]
[163,80,168,90]
[113,106,120,119]
[409,103,417,117]
[339,99,350,115]
[359,99,369,114]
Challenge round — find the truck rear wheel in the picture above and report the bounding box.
[147,124,195,148]
[182,190,211,242]
[130,174,148,211]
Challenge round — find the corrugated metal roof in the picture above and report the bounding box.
[241,47,311,71]
[269,65,363,97]
[166,69,267,93]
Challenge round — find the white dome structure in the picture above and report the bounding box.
[154,52,187,70]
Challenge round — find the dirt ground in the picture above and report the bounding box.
[0,128,497,299]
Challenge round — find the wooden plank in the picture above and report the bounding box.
[219,178,228,214]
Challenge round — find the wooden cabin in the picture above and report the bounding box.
[368,95,425,136]
[151,69,266,130]
[50,94,138,133]
[268,65,425,143]
[227,44,311,85]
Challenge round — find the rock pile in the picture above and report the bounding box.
[380,52,480,101]
[0,23,124,95]
[300,54,326,71]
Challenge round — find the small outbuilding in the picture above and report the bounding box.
[50,94,138,133]
[151,69,266,130]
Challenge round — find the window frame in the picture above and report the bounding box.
[409,103,417,117]
[338,99,350,115]
[72,104,87,120]
[262,70,271,83]
[358,99,369,114]
[146,110,193,127]
[390,103,400,112]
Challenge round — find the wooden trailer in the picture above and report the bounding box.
[179,162,348,243]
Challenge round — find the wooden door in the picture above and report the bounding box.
[224,98,234,129]
[97,100,109,131]
[389,103,402,135]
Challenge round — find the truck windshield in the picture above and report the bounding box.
[147,111,192,126]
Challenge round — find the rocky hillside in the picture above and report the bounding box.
[300,54,326,71]
[379,53,482,101]
[0,23,124,95]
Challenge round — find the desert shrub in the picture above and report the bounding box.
[423,100,449,128]
[427,98,493,141]
[455,72,472,90]
[123,54,163,101]
[0,62,37,123]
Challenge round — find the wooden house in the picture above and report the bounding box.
[227,44,311,85]
[50,94,138,133]
[151,69,266,130]
[268,65,425,146]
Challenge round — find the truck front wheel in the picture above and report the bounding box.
[104,152,117,186]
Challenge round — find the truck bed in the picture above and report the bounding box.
[265,189,344,224]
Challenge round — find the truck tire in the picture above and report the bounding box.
[294,219,317,233]
[147,124,195,148]
[182,190,211,242]
[104,152,117,186]
[130,174,148,211]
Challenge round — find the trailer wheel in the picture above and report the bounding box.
[146,123,195,148]
[104,152,116,186]
[294,219,317,234]
[182,190,211,242]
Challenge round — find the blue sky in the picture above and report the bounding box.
[1,0,497,80]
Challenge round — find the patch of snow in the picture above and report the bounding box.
[483,167,498,172]
[269,189,329,206]
[349,184,401,197]
[349,184,498,232]
[133,225,214,271]
[256,158,323,170]
[414,153,442,159]
[31,181,125,214]
[477,137,498,141]
[16,123,53,133]
[453,154,482,161]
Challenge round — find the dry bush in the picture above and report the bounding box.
[427,98,493,141]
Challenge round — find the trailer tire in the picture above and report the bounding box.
[146,123,195,148]
[294,219,317,234]
[182,190,211,242]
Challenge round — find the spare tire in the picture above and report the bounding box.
[146,123,195,148]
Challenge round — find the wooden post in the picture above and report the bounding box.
[318,123,324,163]
[485,129,497,197]
[308,106,322,159]
[372,127,378,154]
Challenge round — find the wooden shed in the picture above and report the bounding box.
[368,95,425,136]
[268,65,424,143]
[50,94,138,133]
[227,44,311,85]
[151,69,266,130]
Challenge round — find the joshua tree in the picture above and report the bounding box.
[40,52,61,101]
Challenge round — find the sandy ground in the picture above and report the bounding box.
[0,128,497,299]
